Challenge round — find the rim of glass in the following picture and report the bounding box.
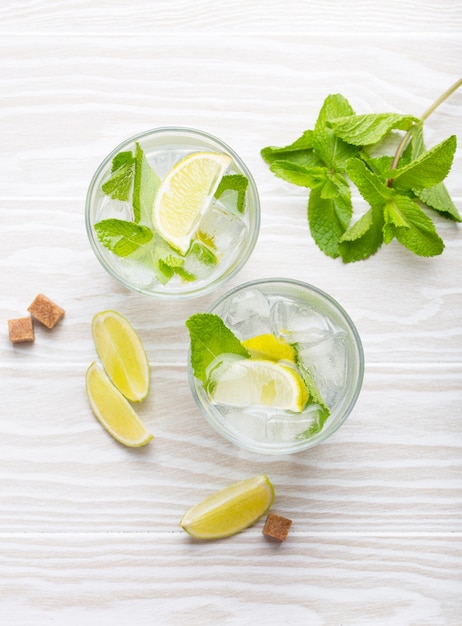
[188,277,365,455]
[85,126,261,300]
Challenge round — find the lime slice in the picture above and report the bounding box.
[153,151,232,254]
[86,362,153,447]
[242,333,296,363]
[92,310,149,402]
[210,358,308,412]
[180,474,274,540]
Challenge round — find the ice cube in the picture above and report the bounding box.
[297,333,347,405]
[270,298,332,345]
[222,287,271,338]
[198,203,247,258]
[266,406,320,442]
[224,408,268,442]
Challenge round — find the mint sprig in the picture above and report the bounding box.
[261,80,461,262]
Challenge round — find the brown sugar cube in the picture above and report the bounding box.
[262,513,292,542]
[28,294,65,329]
[8,316,35,343]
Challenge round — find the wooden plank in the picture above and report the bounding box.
[1,533,461,625]
[1,199,461,364]
[0,0,461,33]
[1,364,460,533]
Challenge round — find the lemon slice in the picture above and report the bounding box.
[210,358,308,412]
[242,333,296,363]
[153,151,232,254]
[92,310,149,402]
[180,474,274,540]
[86,362,153,447]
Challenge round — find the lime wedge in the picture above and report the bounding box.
[86,362,153,447]
[92,310,149,402]
[242,333,296,363]
[180,474,274,540]
[210,358,308,412]
[153,151,232,254]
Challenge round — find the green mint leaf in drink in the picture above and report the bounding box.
[215,174,249,213]
[384,196,444,256]
[308,183,353,258]
[133,142,161,224]
[329,113,420,146]
[159,256,195,282]
[339,206,385,262]
[391,135,457,190]
[189,241,218,266]
[186,313,250,384]
[101,151,135,201]
[94,219,153,257]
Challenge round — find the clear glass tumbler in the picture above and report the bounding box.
[188,278,364,455]
[85,127,260,299]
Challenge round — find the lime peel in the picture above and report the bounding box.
[242,333,296,363]
[180,474,275,540]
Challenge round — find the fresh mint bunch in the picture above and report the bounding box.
[261,81,461,262]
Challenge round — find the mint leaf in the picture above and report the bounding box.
[159,256,195,282]
[308,184,353,258]
[101,151,135,201]
[294,354,330,438]
[314,94,355,130]
[133,142,161,224]
[215,174,249,213]
[384,196,444,256]
[313,94,358,171]
[330,113,419,145]
[186,313,250,384]
[391,135,457,189]
[189,241,218,266]
[346,158,393,206]
[261,130,316,166]
[339,206,385,262]
[416,184,461,222]
[269,162,327,189]
[94,219,153,257]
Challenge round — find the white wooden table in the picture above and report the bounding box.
[1,2,461,624]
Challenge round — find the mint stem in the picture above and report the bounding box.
[388,78,462,185]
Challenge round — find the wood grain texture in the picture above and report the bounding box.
[0,0,461,33]
[1,365,461,533]
[1,3,461,624]
[1,534,461,626]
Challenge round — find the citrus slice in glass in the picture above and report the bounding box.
[152,151,232,254]
[180,474,274,540]
[210,358,308,412]
[92,310,149,402]
[86,362,153,447]
[242,333,296,362]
